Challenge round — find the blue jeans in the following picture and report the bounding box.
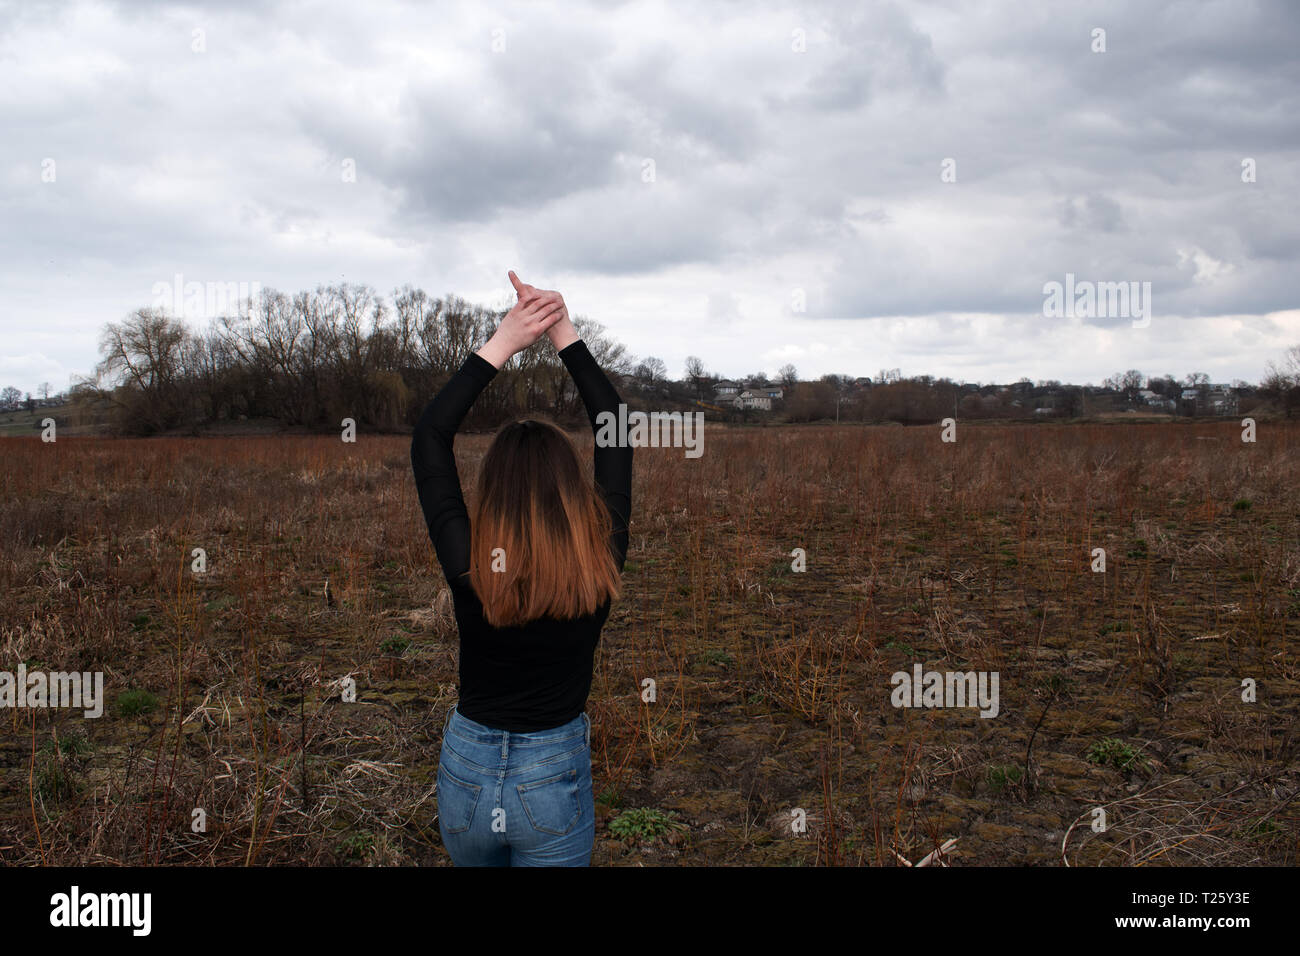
[436,706,595,866]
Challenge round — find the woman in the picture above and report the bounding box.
[410,271,632,866]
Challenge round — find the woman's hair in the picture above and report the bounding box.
[469,417,621,628]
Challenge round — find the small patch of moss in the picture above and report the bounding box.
[986,764,1024,793]
[117,689,160,718]
[380,635,410,656]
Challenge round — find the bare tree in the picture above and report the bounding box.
[1261,344,1300,418]
[96,307,192,432]
[635,356,667,387]
[684,355,707,398]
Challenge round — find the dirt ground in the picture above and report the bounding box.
[1,421,1296,865]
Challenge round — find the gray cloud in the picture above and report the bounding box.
[0,0,1297,395]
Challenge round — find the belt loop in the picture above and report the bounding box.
[584,712,591,749]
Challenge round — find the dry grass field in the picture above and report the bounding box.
[1,421,1297,866]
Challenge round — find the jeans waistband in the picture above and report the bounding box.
[445,705,589,747]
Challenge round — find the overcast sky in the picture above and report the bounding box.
[2,0,1298,396]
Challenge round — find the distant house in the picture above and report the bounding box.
[714,379,741,396]
[761,383,783,400]
[735,390,772,411]
[1136,389,1174,411]
[1205,386,1239,415]
[1177,386,1238,416]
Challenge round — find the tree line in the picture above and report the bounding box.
[75,284,641,435]
[18,285,1300,432]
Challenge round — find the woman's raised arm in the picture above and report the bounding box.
[410,353,499,585]
[412,282,565,584]
[559,337,633,573]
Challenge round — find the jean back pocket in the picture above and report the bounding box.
[517,767,581,836]
[437,763,483,835]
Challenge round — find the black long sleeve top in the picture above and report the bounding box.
[411,339,632,732]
